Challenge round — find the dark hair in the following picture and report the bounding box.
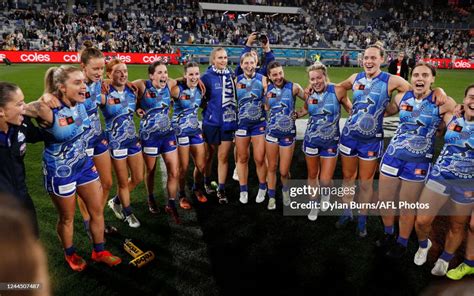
[80,41,104,65]
[0,82,19,107]
[267,61,282,76]
[465,83,474,97]
[184,61,199,73]
[148,61,166,75]
[412,62,437,77]
[366,43,385,58]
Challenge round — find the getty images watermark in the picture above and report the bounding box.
[283,179,473,217]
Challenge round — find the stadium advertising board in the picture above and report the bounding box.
[0,51,180,64]
[422,58,474,69]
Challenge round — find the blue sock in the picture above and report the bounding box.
[384,225,394,235]
[282,185,289,192]
[192,182,201,191]
[113,195,121,205]
[148,194,155,202]
[343,208,353,218]
[418,239,429,249]
[122,206,132,217]
[168,199,176,208]
[64,246,76,256]
[397,236,408,247]
[204,176,211,185]
[464,259,474,267]
[93,242,105,252]
[218,183,225,191]
[440,251,454,262]
[240,185,248,193]
[268,189,276,198]
[358,215,367,230]
[259,183,267,190]
[83,220,90,232]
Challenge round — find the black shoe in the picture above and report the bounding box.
[217,190,228,204]
[375,233,396,249]
[104,224,119,235]
[386,243,407,258]
[204,183,216,195]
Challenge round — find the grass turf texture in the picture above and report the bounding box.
[0,64,472,295]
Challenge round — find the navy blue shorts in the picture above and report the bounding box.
[44,158,100,198]
[235,121,266,138]
[339,135,383,160]
[425,164,474,204]
[86,138,109,157]
[379,154,430,182]
[177,133,205,147]
[203,125,234,145]
[142,133,178,156]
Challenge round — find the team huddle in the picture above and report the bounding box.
[0,39,472,280]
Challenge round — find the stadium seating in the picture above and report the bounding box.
[0,0,471,62]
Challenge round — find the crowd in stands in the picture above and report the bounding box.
[0,0,472,60]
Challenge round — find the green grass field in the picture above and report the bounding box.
[0,64,472,295]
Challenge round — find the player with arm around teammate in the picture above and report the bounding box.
[265,61,305,210]
[296,62,352,221]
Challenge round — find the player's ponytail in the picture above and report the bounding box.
[80,41,104,65]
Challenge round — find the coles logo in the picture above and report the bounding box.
[20,53,51,62]
[454,61,472,69]
[105,54,131,63]
[142,55,169,63]
[63,53,81,62]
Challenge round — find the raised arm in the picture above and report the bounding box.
[388,75,411,94]
[336,73,357,91]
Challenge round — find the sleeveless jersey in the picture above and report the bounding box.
[82,80,104,148]
[139,81,174,141]
[101,84,138,150]
[236,73,266,126]
[386,91,441,162]
[266,81,295,138]
[304,84,341,148]
[172,82,202,137]
[435,116,474,179]
[43,102,91,177]
[342,71,390,142]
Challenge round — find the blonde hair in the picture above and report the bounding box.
[44,65,81,95]
[240,52,256,65]
[210,47,226,65]
[307,62,329,82]
[366,43,385,58]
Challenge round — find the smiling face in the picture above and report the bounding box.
[411,65,435,98]
[108,63,128,87]
[150,64,168,89]
[212,49,228,70]
[363,47,384,78]
[184,66,200,88]
[464,86,474,120]
[0,88,25,126]
[308,69,327,93]
[59,71,87,103]
[269,66,284,87]
[241,56,256,77]
[82,57,104,83]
